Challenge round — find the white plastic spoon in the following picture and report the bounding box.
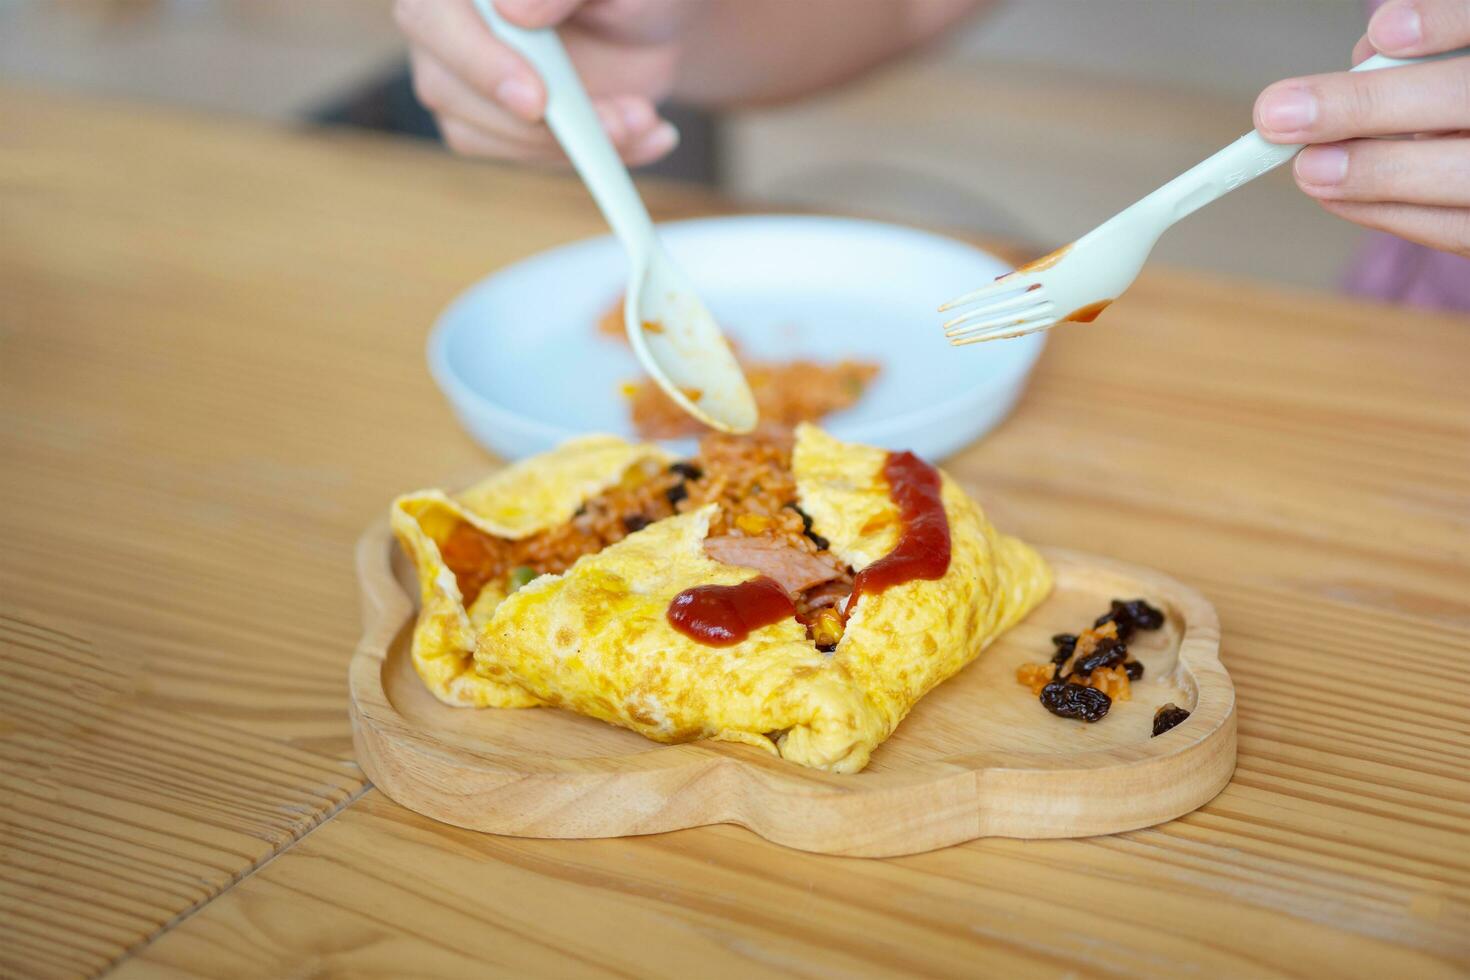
[472,0,757,433]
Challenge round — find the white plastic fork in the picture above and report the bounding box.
[941,47,1470,346]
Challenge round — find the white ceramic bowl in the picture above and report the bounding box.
[429,215,1043,461]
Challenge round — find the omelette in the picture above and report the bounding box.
[390,424,1051,773]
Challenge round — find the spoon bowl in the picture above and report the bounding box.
[625,243,756,433]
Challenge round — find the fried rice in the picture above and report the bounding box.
[597,297,880,438]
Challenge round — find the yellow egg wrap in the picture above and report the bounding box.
[390,434,671,707]
[392,424,1051,772]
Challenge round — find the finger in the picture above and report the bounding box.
[495,0,585,29]
[414,44,665,151]
[438,95,668,163]
[622,120,680,167]
[1255,58,1470,143]
[438,117,558,160]
[395,0,545,120]
[410,49,543,137]
[1367,0,1470,58]
[602,94,664,148]
[1295,137,1470,206]
[437,114,555,157]
[442,112,674,166]
[1315,199,1470,256]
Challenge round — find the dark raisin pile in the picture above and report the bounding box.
[1152,703,1191,737]
[1032,598,1166,725]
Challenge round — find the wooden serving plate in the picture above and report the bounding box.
[350,519,1236,857]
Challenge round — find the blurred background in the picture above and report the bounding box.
[0,0,1368,290]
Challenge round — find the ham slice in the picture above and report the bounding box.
[703,535,840,595]
[801,580,853,610]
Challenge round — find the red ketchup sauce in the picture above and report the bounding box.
[667,575,796,646]
[849,451,951,608]
[666,450,951,645]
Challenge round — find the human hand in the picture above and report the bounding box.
[1253,0,1470,256]
[394,0,691,166]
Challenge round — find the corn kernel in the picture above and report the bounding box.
[811,608,844,649]
[735,513,773,535]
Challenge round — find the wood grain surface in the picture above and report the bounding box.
[0,614,362,978]
[353,528,1235,854]
[2,88,1468,977]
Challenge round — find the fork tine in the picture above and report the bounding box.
[937,275,1025,313]
[943,302,1055,338]
[949,318,1056,345]
[939,290,1046,330]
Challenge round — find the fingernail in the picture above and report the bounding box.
[1295,145,1348,186]
[495,75,540,120]
[1371,2,1422,50]
[496,0,553,26]
[1260,87,1318,134]
[636,121,679,159]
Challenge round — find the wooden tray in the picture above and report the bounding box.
[350,519,1236,857]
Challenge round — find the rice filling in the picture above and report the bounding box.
[439,432,856,648]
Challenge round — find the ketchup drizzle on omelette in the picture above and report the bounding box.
[669,450,951,646]
[849,451,951,608]
[668,576,795,646]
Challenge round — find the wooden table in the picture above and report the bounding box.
[2,89,1468,979]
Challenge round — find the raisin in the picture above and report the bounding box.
[573,504,587,518]
[670,462,703,480]
[665,483,688,506]
[1096,598,1165,641]
[623,514,651,533]
[1039,678,1112,722]
[1124,660,1144,681]
[1094,609,1135,642]
[1073,637,1128,676]
[1120,598,1165,631]
[1152,703,1190,737]
[1051,633,1078,666]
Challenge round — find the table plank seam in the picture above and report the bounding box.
[0,607,371,978]
[103,780,374,977]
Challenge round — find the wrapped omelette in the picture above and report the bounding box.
[391,424,1050,773]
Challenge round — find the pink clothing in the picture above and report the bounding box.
[1346,232,1470,311]
[1348,0,1470,311]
